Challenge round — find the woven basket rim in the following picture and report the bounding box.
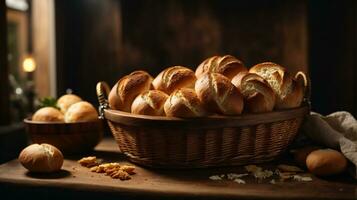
[104,106,309,129]
[24,118,103,125]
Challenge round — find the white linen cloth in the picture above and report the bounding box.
[300,111,357,178]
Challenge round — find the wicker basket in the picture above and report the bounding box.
[24,119,103,154]
[96,78,310,168]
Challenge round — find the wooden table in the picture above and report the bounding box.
[0,138,356,200]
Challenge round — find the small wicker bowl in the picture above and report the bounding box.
[96,81,310,169]
[24,118,104,154]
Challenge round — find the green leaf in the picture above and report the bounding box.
[38,97,59,109]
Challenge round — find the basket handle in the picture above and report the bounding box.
[96,81,111,119]
[295,71,311,108]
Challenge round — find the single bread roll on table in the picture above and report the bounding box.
[164,88,206,118]
[109,71,153,112]
[232,72,275,113]
[306,149,347,176]
[195,73,244,115]
[153,66,196,94]
[249,62,304,109]
[19,143,63,173]
[131,90,168,116]
[196,55,247,79]
[65,101,98,122]
[32,107,64,122]
[57,94,82,113]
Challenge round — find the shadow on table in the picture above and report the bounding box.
[25,169,71,179]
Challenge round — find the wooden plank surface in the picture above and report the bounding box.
[0,138,356,200]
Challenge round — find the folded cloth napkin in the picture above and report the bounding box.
[301,111,357,178]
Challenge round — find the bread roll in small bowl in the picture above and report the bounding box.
[24,112,103,155]
[97,81,309,168]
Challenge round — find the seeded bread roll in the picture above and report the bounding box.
[131,90,169,116]
[195,73,244,115]
[108,71,153,112]
[196,55,247,79]
[19,143,63,173]
[232,72,275,113]
[152,66,196,94]
[249,62,304,109]
[57,94,82,113]
[164,88,206,117]
[64,101,98,122]
[306,149,348,176]
[32,107,64,122]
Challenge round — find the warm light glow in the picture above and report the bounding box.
[23,57,36,72]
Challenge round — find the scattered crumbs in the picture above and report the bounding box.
[233,178,246,184]
[220,174,225,178]
[209,175,222,181]
[277,164,304,172]
[293,175,312,182]
[227,173,249,180]
[253,169,273,179]
[270,179,276,184]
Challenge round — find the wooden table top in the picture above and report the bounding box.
[0,138,356,200]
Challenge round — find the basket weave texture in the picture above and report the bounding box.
[97,81,308,168]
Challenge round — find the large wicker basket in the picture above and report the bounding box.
[96,78,309,168]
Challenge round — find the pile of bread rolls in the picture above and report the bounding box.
[32,94,98,123]
[109,55,306,117]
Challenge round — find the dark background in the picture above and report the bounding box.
[54,0,357,117]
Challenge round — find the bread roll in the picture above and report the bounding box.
[249,62,304,109]
[196,55,247,79]
[232,72,275,113]
[195,73,244,115]
[32,107,64,122]
[164,88,206,117]
[65,101,98,122]
[306,149,347,176]
[152,66,196,94]
[131,90,168,116]
[108,71,153,112]
[57,94,82,113]
[19,143,63,173]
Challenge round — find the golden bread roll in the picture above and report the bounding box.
[249,62,304,109]
[306,149,348,176]
[64,101,98,122]
[57,94,82,113]
[195,73,244,115]
[131,90,169,116]
[232,72,275,113]
[164,88,206,117]
[32,107,64,122]
[196,55,247,79]
[152,66,196,94]
[108,71,153,112]
[19,143,63,173]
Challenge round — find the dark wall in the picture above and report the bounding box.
[55,0,308,106]
[308,0,357,115]
[0,0,10,125]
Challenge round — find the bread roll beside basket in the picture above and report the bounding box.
[97,56,310,168]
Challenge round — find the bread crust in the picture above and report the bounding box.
[249,62,304,109]
[153,66,196,94]
[164,88,206,117]
[64,101,98,122]
[32,107,64,122]
[57,94,82,113]
[232,73,275,113]
[108,71,153,112]
[306,149,347,176]
[195,73,244,115]
[131,90,168,116]
[196,55,247,79]
[19,143,64,173]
